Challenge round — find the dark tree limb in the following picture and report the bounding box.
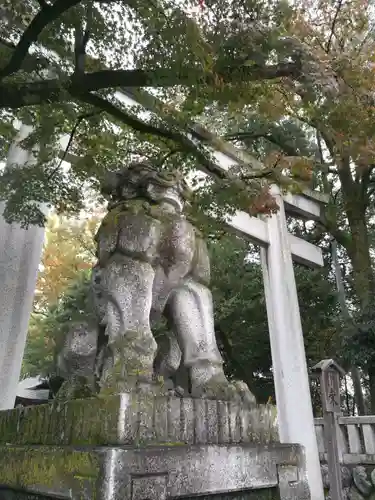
[0,61,301,109]
[224,130,299,157]
[74,24,86,75]
[361,165,375,207]
[0,37,50,74]
[74,4,93,75]
[1,0,208,81]
[320,212,350,250]
[74,91,226,179]
[0,0,121,79]
[75,92,276,189]
[76,91,180,141]
[326,0,344,53]
[48,110,100,180]
[331,238,367,415]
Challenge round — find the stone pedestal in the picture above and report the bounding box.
[0,393,310,499]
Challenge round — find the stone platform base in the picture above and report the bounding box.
[0,443,309,499]
[0,394,310,499]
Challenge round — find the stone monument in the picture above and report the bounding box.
[0,162,311,500]
[56,162,255,404]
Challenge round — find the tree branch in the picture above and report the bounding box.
[0,37,50,74]
[75,92,227,179]
[156,149,182,166]
[361,165,374,201]
[74,4,93,75]
[48,110,100,180]
[2,0,300,84]
[0,0,120,80]
[74,24,85,75]
[224,130,299,157]
[1,71,270,190]
[320,210,351,250]
[76,91,180,141]
[326,0,344,53]
[76,92,274,190]
[0,60,301,109]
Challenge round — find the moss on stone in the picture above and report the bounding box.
[54,376,96,403]
[0,396,125,446]
[0,446,99,498]
[0,395,280,449]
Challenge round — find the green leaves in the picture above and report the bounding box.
[209,234,340,402]
[0,0,310,224]
[23,270,94,378]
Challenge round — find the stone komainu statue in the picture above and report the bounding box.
[59,162,255,404]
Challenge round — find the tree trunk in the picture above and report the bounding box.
[345,208,375,411]
[369,368,375,415]
[215,325,254,391]
[331,239,367,414]
[347,217,375,313]
[351,367,367,415]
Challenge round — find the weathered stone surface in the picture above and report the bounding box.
[0,442,309,500]
[353,466,372,496]
[371,468,375,487]
[328,488,351,500]
[180,492,278,499]
[0,389,309,500]
[278,464,310,500]
[343,488,351,500]
[0,394,278,447]
[0,491,53,499]
[327,487,351,500]
[343,467,352,488]
[321,464,352,491]
[56,322,97,380]
[348,486,365,500]
[58,162,255,404]
[321,464,330,489]
[55,321,98,400]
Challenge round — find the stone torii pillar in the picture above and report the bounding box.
[226,185,325,500]
[260,186,324,500]
[0,125,46,410]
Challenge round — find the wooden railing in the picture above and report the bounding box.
[315,416,375,464]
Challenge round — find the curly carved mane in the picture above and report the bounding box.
[101,162,192,203]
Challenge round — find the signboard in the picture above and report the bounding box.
[322,369,341,413]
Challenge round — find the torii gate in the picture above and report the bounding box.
[199,148,326,500]
[0,114,326,499]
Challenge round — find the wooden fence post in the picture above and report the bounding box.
[312,359,346,500]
